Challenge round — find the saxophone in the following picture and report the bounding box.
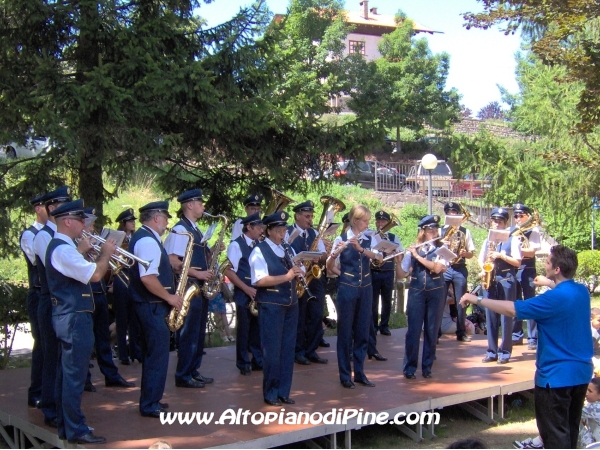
[481,239,496,291]
[166,229,197,332]
[201,212,229,300]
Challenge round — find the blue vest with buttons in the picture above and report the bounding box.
[233,235,253,305]
[176,217,209,276]
[339,233,372,287]
[510,226,536,270]
[45,239,94,315]
[128,226,174,303]
[35,225,54,296]
[90,279,106,294]
[21,226,41,289]
[409,245,444,292]
[492,236,517,278]
[287,226,317,253]
[255,241,297,306]
[372,232,396,272]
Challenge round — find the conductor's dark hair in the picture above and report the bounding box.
[447,438,487,449]
[549,245,578,279]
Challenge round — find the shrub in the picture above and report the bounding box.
[576,250,600,294]
[0,281,28,369]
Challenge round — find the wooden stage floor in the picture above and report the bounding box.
[0,329,537,448]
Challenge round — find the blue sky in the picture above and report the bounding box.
[196,0,522,115]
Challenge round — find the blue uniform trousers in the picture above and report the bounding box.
[295,277,325,359]
[485,273,517,359]
[53,312,94,441]
[513,267,538,344]
[113,275,142,362]
[135,302,170,414]
[86,292,120,383]
[175,295,208,381]
[259,302,298,403]
[38,293,58,421]
[335,283,372,383]
[235,291,262,371]
[404,287,444,376]
[191,294,210,380]
[371,270,394,332]
[443,265,469,337]
[26,287,43,404]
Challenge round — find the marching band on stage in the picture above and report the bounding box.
[18,184,542,441]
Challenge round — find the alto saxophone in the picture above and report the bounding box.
[201,212,229,300]
[166,228,198,332]
[481,239,496,291]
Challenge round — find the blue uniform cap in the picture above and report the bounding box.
[84,207,96,217]
[375,210,390,221]
[418,215,441,229]
[139,201,172,218]
[513,203,531,215]
[490,207,509,221]
[243,194,263,206]
[29,193,47,206]
[262,211,289,228]
[50,199,86,219]
[292,200,315,213]
[444,202,460,213]
[177,189,203,204]
[44,186,72,205]
[116,208,136,223]
[241,212,263,226]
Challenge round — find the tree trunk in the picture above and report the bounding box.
[396,126,401,154]
[78,146,105,227]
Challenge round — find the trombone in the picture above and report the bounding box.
[82,230,151,270]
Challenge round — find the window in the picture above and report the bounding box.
[348,40,365,56]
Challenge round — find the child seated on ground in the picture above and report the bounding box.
[440,285,475,335]
[513,377,600,449]
[208,291,235,342]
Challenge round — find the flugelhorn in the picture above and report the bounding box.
[82,230,151,270]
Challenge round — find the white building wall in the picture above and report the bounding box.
[345,33,383,61]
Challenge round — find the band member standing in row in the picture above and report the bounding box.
[288,200,328,366]
[164,189,215,388]
[398,215,448,379]
[327,204,380,389]
[33,186,71,428]
[511,203,541,350]
[440,202,475,343]
[231,194,263,241]
[20,193,47,408]
[249,211,302,406]
[129,201,183,417]
[224,212,265,375]
[46,199,116,444]
[479,207,521,364]
[113,208,142,365]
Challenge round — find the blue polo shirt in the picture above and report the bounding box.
[515,279,593,388]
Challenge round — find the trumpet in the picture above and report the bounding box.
[82,230,151,270]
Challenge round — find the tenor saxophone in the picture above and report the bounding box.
[481,239,496,291]
[166,229,198,332]
[201,212,229,300]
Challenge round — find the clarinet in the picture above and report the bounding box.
[282,243,316,301]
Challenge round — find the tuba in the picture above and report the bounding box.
[445,204,471,265]
[371,212,401,269]
[264,187,296,216]
[201,212,229,300]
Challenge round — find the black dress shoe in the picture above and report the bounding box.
[44,418,58,428]
[120,359,130,365]
[160,402,169,409]
[28,399,40,408]
[84,382,96,392]
[423,372,432,379]
[278,397,295,404]
[340,380,355,389]
[175,379,205,388]
[404,373,416,380]
[141,408,167,418]
[106,377,136,388]
[69,432,106,444]
[319,339,330,348]
[264,398,282,406]
[240,368,251,376]
[294,356,311,365]
[307,355,328,364]
[380,329,391,336]
[368,353,387,361]
[457,335,472,342]
[355,378,375,387]
[193,374,214,384]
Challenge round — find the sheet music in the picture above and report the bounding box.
[322,223,340,237]
[488,229,510,243]
[100,228,126,248]
[373,240,398,253]
[293,251,325,263]
[434,246,457,261]
[444,215,463,227]
[202,223,217,243]
[287,228,300,244]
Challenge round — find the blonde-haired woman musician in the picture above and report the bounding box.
[326,204,381,389]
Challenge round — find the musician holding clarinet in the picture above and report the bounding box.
[326,204,381,389]
[397,215,448,380]
[249,211,303,406]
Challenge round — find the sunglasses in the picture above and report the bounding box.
[514,213,526,218]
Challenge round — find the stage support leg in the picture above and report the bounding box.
[459,395,505,424]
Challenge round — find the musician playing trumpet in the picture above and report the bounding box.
[326,204,381,389]
[397,215,448,380]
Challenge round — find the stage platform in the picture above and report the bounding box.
[0,329,536,449]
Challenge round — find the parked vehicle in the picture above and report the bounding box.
[452,173,492,198]
[0,135,51,159]
[333,160,406,190]
[405,161,453,196]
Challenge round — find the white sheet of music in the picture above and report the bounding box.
[293,251,325,263]
[373,240,398,253]
[322,223,340,237]
[488,229,510,243]
[100,228,126,248]
[202,223,217,243]
[444,215,463,227]
[434,246,457,261]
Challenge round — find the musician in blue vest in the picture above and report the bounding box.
[113,208,142,365]
[231,194,263,241]
[163,189,215,388]
[287,200,328,366]
[477,207,522,364]
[32,186,71,428]
[129,201,183,417]
[82,207,135,391]
[326,204,381,389]
[46,199,116,444]
[249,211,303,406]
[440,202,476,343]
[20,193,48,408]
[510,203,541,350]
[398,215,448,379]
[224,212,265,375]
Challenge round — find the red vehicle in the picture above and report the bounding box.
[453,174,492,198]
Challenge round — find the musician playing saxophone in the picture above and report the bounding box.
[224,212,265,375]
[477,208,521,365]
[510,203,541,350]
[440,202,476,343]
[163,189,215,389]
